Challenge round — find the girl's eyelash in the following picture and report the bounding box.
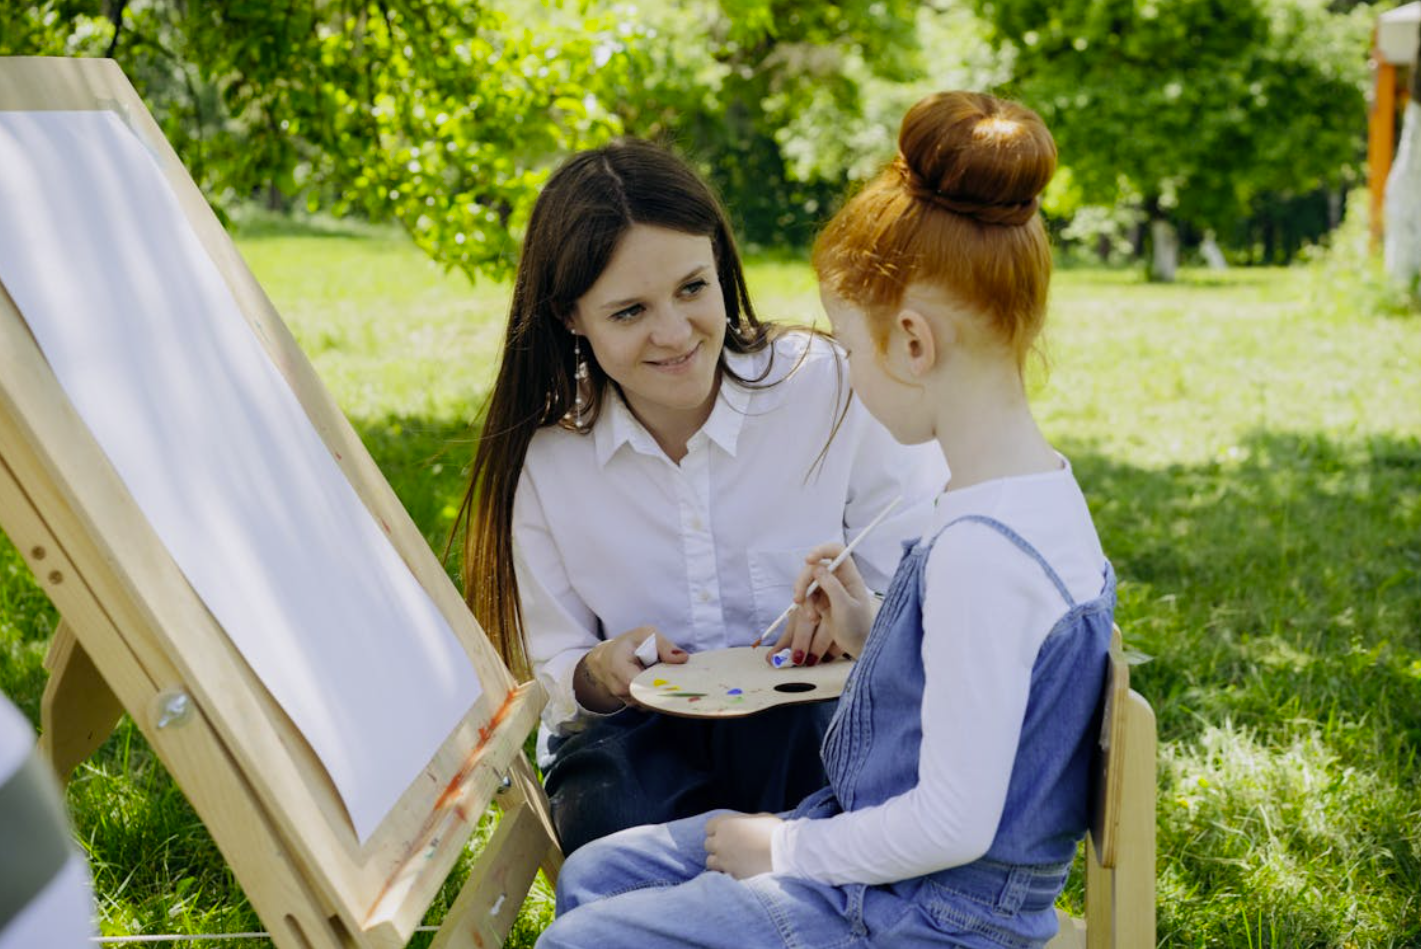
[611,303,643,321]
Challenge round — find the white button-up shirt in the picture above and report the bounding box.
[511,332,948,746]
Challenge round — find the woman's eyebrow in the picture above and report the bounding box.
[598,265,712,311]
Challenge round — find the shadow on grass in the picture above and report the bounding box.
[1065,428,1421,947]
[2,422,1418,945]
[1069,428,1421,755]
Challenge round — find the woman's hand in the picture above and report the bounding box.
[704,812,780,879]
[769,542,878,664]
[574,627,686,713]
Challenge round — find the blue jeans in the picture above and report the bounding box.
[544,702,835,853]
[538,812,1049,949]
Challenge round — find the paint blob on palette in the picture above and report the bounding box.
[630,647,853,718]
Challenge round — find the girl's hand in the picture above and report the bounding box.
[769,543,877,663]
[704,813,780,879]
[575,627,687,713]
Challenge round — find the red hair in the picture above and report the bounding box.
[813,92,1057,370]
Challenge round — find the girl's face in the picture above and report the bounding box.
[571,224,727,445]
[821,291,931,446]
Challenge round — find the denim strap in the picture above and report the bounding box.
[0,750,74,931]
[933,515,1077,608]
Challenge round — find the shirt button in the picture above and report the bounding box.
[698,589,711,603]
[690,516,704,531]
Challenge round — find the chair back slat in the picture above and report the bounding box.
[1090,626,1130,869]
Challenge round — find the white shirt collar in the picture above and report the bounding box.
[591,349,758,467]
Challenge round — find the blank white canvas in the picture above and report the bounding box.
[0,110,483,843]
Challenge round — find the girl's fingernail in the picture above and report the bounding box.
[805,654,819,667]
[792,650,805,664]
[671,648,686,655]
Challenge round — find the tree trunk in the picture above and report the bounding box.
[1149,218,1179,282]
[1383,27,1421,290]
[1201,230,1228,270]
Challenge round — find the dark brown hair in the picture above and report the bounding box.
[813,91,1057,369]
[454,138,771,678]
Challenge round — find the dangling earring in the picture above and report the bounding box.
[573,334,589,429]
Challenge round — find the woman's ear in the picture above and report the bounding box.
[895,308,941,378]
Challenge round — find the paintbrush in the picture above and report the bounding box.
[750,494,903,648]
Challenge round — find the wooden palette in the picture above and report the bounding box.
[630,647,853,718]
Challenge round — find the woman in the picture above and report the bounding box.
[456,138,945,853]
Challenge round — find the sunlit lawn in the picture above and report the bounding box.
[1,211,1418,947]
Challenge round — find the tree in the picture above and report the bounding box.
[586,0,930,249]
[1383,19,1421,293]
[3,0,979,271]
[3,0,629,281]
[970,0,1373,279]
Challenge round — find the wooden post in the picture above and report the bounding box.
[1372,58,1398,249]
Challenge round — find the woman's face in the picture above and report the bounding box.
[570,223,727,446]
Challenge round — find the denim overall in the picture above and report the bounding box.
[787,515,1116,946]
[542,516,1116,949]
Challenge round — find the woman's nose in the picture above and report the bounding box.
[648,307,694,349]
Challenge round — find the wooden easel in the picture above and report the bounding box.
[0,56,560,949]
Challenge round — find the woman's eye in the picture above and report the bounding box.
[679,279,708,297]
[610,303,644,322]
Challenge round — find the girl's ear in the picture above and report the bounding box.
[895,308,941,378]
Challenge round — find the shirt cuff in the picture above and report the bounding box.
[770,818,800,876]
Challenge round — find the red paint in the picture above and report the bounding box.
[434,688,519,811]
[366,686,526,927]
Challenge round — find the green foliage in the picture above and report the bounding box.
[4,0,628,281]
[4,0,1014,265]
[973,0,1374,235]
[1302,187,1421,318]
[593,0,931,248]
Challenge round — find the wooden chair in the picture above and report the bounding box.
[1046,627,1157,949]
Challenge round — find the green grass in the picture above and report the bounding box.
[2,207,1419,947]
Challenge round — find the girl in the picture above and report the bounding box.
[537,91,1114,949]
[455,138,945,853]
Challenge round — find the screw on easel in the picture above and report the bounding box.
[152,689,194,729]
[496,771,512,795]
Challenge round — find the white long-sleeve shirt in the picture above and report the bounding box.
[770,459,1108,884]
[511,332,948,756]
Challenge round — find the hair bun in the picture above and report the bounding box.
[896,92,1056,227]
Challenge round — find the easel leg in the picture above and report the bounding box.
[427,756,563,949]
[510,754,563,886]
[39,618,124,781]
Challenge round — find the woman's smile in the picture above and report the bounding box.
[572,224,728,457]
[646,343,702,371]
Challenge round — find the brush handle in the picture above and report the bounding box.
[750,494,903,647]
